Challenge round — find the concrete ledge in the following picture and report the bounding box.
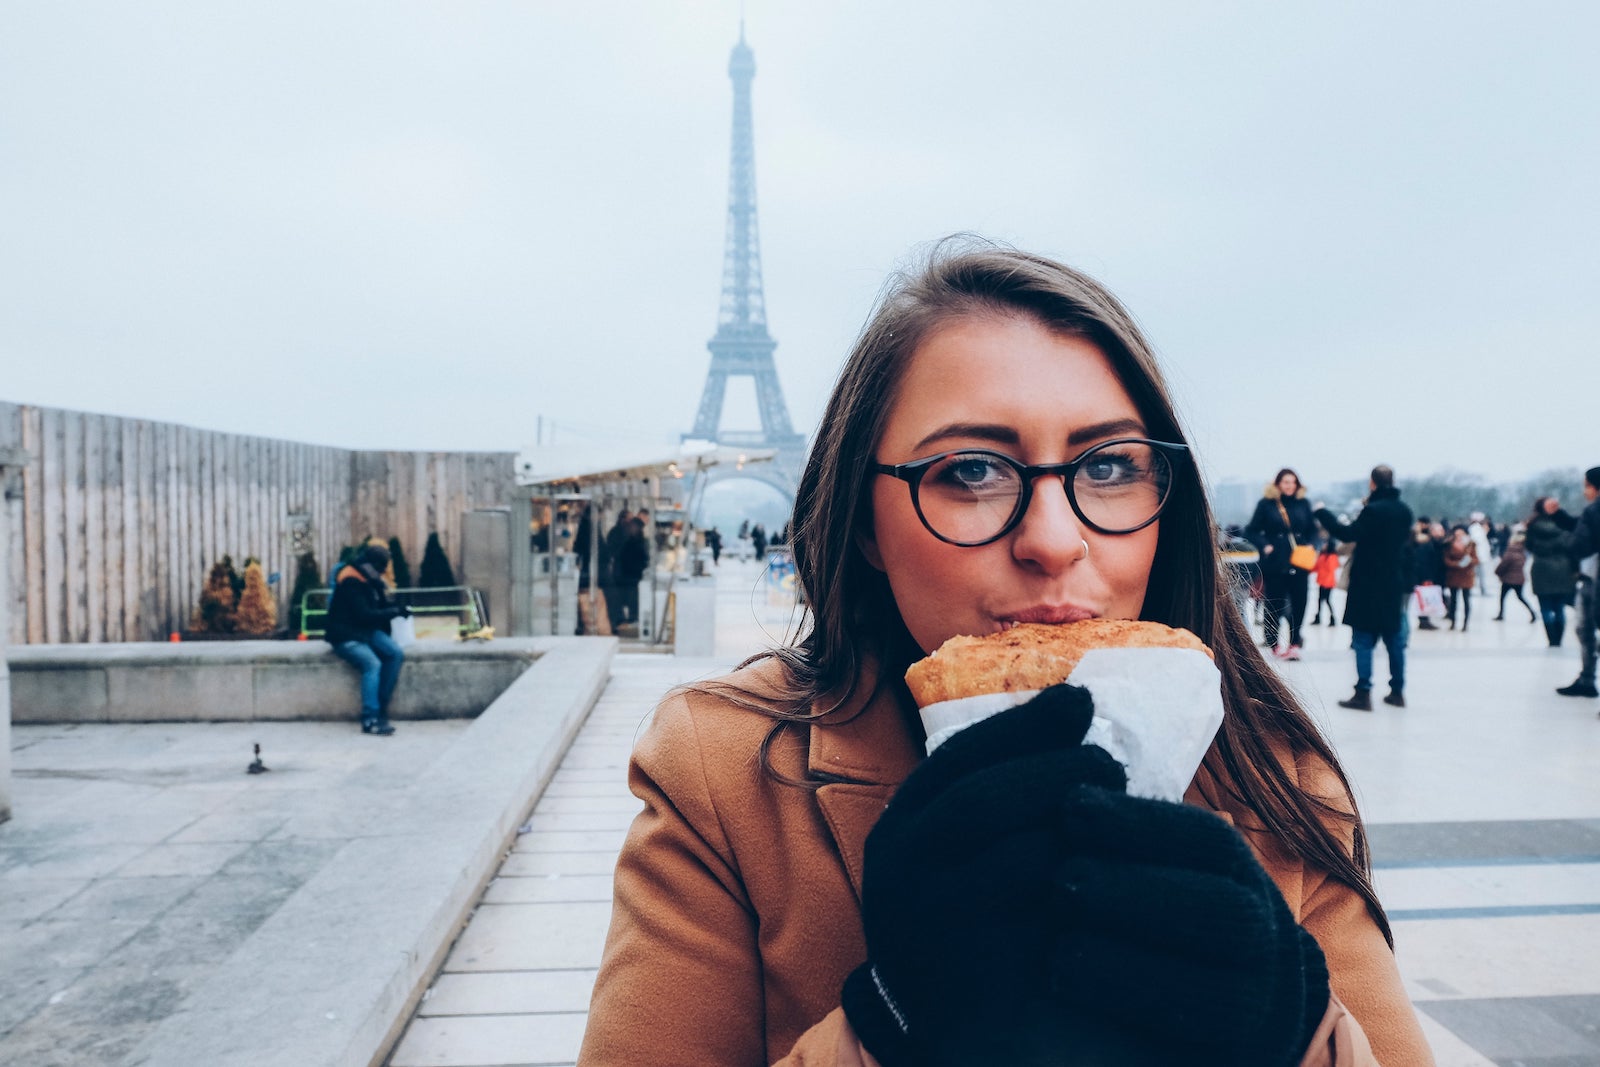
[8,639,544,723]
[122,636,617,1067]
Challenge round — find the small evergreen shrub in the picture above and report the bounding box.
[287,552,320,632]
[236,560,278,635]
[388,536,412,589]
[419,532,455,587]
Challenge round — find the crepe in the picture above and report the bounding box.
[906,619,1223,801]
[904,619,1211,708]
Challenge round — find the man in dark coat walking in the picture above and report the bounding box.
[1314,465,1416,711]
[1556,466,1600,700]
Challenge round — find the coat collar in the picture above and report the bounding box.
[805,658,924,785]
[808,658,924,900]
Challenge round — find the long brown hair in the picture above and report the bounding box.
[706,238,1391,945]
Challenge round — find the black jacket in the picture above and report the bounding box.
[1572,499,1600,588]
[614,525,650,586]
[1415,535,1447,588]
[325,563,401,645]
[1314,486,1415,634]
[1525,512,1578,599]
[1244,488,1318,576]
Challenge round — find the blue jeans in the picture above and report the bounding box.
[332,632,405,718]
[1351,613,1409,694]
[1539,593,1571,646]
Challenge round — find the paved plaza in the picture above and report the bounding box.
[4,560,1599,1065]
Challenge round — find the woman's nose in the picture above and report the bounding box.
[1009,476,1088,571]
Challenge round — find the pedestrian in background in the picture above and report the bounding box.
[1311,542,1341,625]
[1442,526,1479,632]
[1220,524,1263,627]
[1526,496,1578,647]
[1556,467,1600,700]
[603,508,634,631]
[612,517,650,632]
[1315,465,1416,711]
[1492,532,1537,623]
[325,543,411,736]
[1244,467,1318,660]
[1467,513,1494,594]
[1410,519,1444,631]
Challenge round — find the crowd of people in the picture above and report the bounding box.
[1228,465,1600,708]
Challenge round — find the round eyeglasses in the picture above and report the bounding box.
[871,437,1189,546]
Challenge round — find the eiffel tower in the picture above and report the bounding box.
[688,24,806,497]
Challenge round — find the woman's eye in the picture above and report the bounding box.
[933,455,1013,491]
[1082,452,1142,484]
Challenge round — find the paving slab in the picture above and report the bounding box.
[481,873,613,905]
[1418,995,1600,1062]
[420,971,597,1016]
[389,1013,586,1067]
[444,902,613,972]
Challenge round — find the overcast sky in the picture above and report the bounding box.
[4,2,1597,491]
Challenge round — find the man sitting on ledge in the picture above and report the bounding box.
[326,543,410,735]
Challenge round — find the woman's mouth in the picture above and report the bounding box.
[996,604,1098,629]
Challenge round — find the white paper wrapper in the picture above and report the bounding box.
[917,646,1224,802]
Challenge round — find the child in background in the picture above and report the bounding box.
[1312,541,1341,625]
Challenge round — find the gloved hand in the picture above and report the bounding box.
[840,683,1329,1067]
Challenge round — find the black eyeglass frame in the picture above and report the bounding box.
[870,437,1191,547]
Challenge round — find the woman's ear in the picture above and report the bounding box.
[855,528,886,572]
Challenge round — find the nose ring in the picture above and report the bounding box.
[1078,539,1089,562]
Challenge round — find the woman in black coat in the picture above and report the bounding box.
[1243,468,1318,659]
[1525,496,1578,646]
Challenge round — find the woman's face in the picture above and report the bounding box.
[861,313,1160,653]
[1277,472,1299,497]
[1543,497,1560,515]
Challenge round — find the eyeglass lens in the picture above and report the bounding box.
[915,441,1173,542]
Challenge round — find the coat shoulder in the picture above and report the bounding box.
[635,658,809,801]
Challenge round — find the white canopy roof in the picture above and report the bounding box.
[514,440,776,487]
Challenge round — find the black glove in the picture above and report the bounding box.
[841,683,1329,1067]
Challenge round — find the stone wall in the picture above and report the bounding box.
[8,639,544,723]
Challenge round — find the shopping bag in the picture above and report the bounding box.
[1413,583,1446,620]
[390,613,417,646]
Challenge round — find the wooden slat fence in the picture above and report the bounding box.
[0,401,515,644]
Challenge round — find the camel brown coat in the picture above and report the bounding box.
[578,658,1434,1066]
[1443,541,1479,591]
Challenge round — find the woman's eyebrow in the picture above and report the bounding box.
[1066,418,1147,446]
[911,423,1020,452]
[912,417,1148,454]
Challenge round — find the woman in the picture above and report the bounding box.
[1311,541,1341,625]
[579,246,1431,1066]
[1442,526,1479,631]
[1525,496,1579,647]
[1493,531,1538,623]
[1245,470,1319,658]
